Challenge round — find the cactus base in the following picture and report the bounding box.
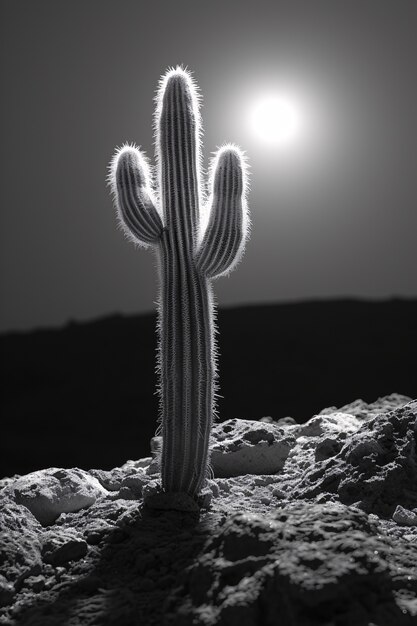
[142,481,213,513]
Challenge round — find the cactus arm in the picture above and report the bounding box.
[195,145,250,279]
[111,145,163,246]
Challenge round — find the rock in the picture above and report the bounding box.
[120,472,149,497]
[393,505,417,527]
[88,468,124,491]
[122,457,153,470]
[88,463,153,495]
[164,502,409,626]
[293,400,417,517]
[298,411,360,437]
[7,468,108,526]
[41,529,88,566]
[1,395,416,626]
[262,412,361,477]
[0,576,14,608]
[275,416,297,426]
[83,519,114,545]
[314,435,345,461]
[0,498,43,588]
[210,419,296,477]
[23,575,45,592]
[318,393,413,420]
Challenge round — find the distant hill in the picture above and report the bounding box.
[1,299,416,478]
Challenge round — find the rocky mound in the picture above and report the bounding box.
[0,394,416,625]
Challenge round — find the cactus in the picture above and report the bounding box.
[109,67,249,506]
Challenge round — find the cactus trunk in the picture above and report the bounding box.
[159,233,214,495]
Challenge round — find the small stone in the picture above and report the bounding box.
[24,575,45,592]
[150,436,162,454]
[206,479,220,498]
[315,437,343,462]
[272,488,286,499]
[0,575,14,608]
[42,531,88,566]
[83,519,114,545]
[84,530,106,545]
[392,505,417,527]
[55,567,66,578]
[121,457,152,470]
[88,468,123,491]
[276,416,297,426]
[120,473,148,494]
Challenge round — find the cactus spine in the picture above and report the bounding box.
[109,67,249,502]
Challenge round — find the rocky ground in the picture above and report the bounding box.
[0,393,416,625]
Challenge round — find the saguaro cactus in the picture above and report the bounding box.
[109,67,249,506]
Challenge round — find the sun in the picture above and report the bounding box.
[250,94,302,146]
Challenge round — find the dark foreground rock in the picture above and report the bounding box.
[165,502,416,626]
[0,394,416,625]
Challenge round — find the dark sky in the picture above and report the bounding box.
[1,0,416,332]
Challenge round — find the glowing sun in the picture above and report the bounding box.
[250,94,302,146]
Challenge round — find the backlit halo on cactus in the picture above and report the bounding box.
[109,66,250,506]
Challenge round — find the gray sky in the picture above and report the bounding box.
[1,0,416,332]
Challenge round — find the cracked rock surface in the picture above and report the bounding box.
[0,393,416,625]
